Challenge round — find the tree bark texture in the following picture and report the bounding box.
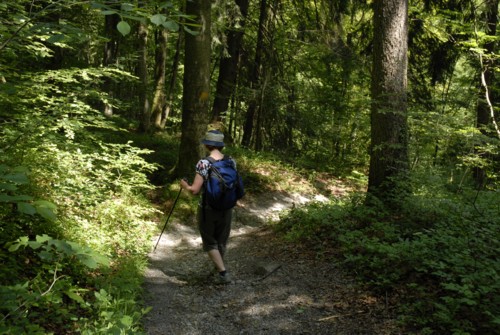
[211,0,250,124]
[102,6,121,117]
[242,0,268,148]
[177,0,211,177]
[476,0,498,132]
[151,27,168,130]
[137,20,151,132]
[367,0,410,201]
[474,0,499,185]
[161,34,183,129]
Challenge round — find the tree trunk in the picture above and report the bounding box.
[473,0,498,185]
[367,0,410,205]
[242,0,268,148]
[137,20,151,133]
[151,27,168,130]
[177,0,211,177]
[161,32,183,129]
[211,0,250,124]
[102,5,121,117]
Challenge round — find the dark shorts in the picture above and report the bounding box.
[197,205,232,255]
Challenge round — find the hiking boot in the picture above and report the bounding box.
[216,272,232,285]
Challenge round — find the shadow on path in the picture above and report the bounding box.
[143,192,400,335]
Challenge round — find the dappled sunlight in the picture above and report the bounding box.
[235,190,331,224]
[149,221,202,255]
[143,173,400,334]
[239,292,315,318]
[143,267,188,286]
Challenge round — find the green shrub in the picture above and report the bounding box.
[1,67,158,333]
[277,186,500,334]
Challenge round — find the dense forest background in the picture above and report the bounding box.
[1,0,498,334]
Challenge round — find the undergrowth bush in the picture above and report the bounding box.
[277,183,499,334]
[1,68,159,334]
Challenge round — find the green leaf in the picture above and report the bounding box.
[17,202,37,215]
[33,202,57,221]
[47,34,66,44]
[91,2,106,9]
[163,21,179,32]
[33,200,57,210]
[2,173,29,184]
[120,315,133,327]
[77,252,110,269]
[77,254,98,269]
[50,239,73,255]
[29,241,42,249]
[7,244,20,252]
[38,250,53,261]
[121,3,135,11]
[117,21,131,36]
[183,26,199,36]
[36,235,52,243]
[150,14,166,26]
[92,253,110,267]
[0,194,33,202]
[0,183,17,191]
[66,289,85,304]
[36,206,57,222]
[100,10,117,15]
[6,237,29,252]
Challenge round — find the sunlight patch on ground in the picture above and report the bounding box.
[230,224,259,237]
[149,222,201,256]
[238,191,331,223]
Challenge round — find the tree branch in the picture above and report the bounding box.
[479,56,500,140]
[0,0,80,53]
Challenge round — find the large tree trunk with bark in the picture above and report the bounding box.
[151,27,168,130]
[241,0,268,148]
[211,0,250,125]
[137,20,151,133]
[177,0,211,177]
[367,0,410,206]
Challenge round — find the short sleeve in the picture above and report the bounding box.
[195,159,211,179]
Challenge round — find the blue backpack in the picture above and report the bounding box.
[204,156,244,210]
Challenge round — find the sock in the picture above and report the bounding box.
[219,270,227,277]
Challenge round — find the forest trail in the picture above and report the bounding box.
[143,189,400,335]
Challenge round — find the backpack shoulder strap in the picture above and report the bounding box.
[205,155,228,164]
[205,156,216,164]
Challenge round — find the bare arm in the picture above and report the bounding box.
[180,173,204,195]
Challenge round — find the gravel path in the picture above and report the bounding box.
[142,192,401,335]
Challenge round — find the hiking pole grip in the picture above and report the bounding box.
[153,187,182,252]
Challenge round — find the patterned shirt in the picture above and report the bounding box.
[195,156,237,180]
[195,159,211,179]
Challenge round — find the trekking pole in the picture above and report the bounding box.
[153,186,182,252]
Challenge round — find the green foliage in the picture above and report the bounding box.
[228,148,320,195]
[0,52,157,335]
[0,165,57,221]
[0,1,171,329]
[1,135,156,334]
[1,235,109,334]
[1,0,498,334]
[277,177,499,334]
[92,0,191,37]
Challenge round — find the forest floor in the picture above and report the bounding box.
[142,180,403,335]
